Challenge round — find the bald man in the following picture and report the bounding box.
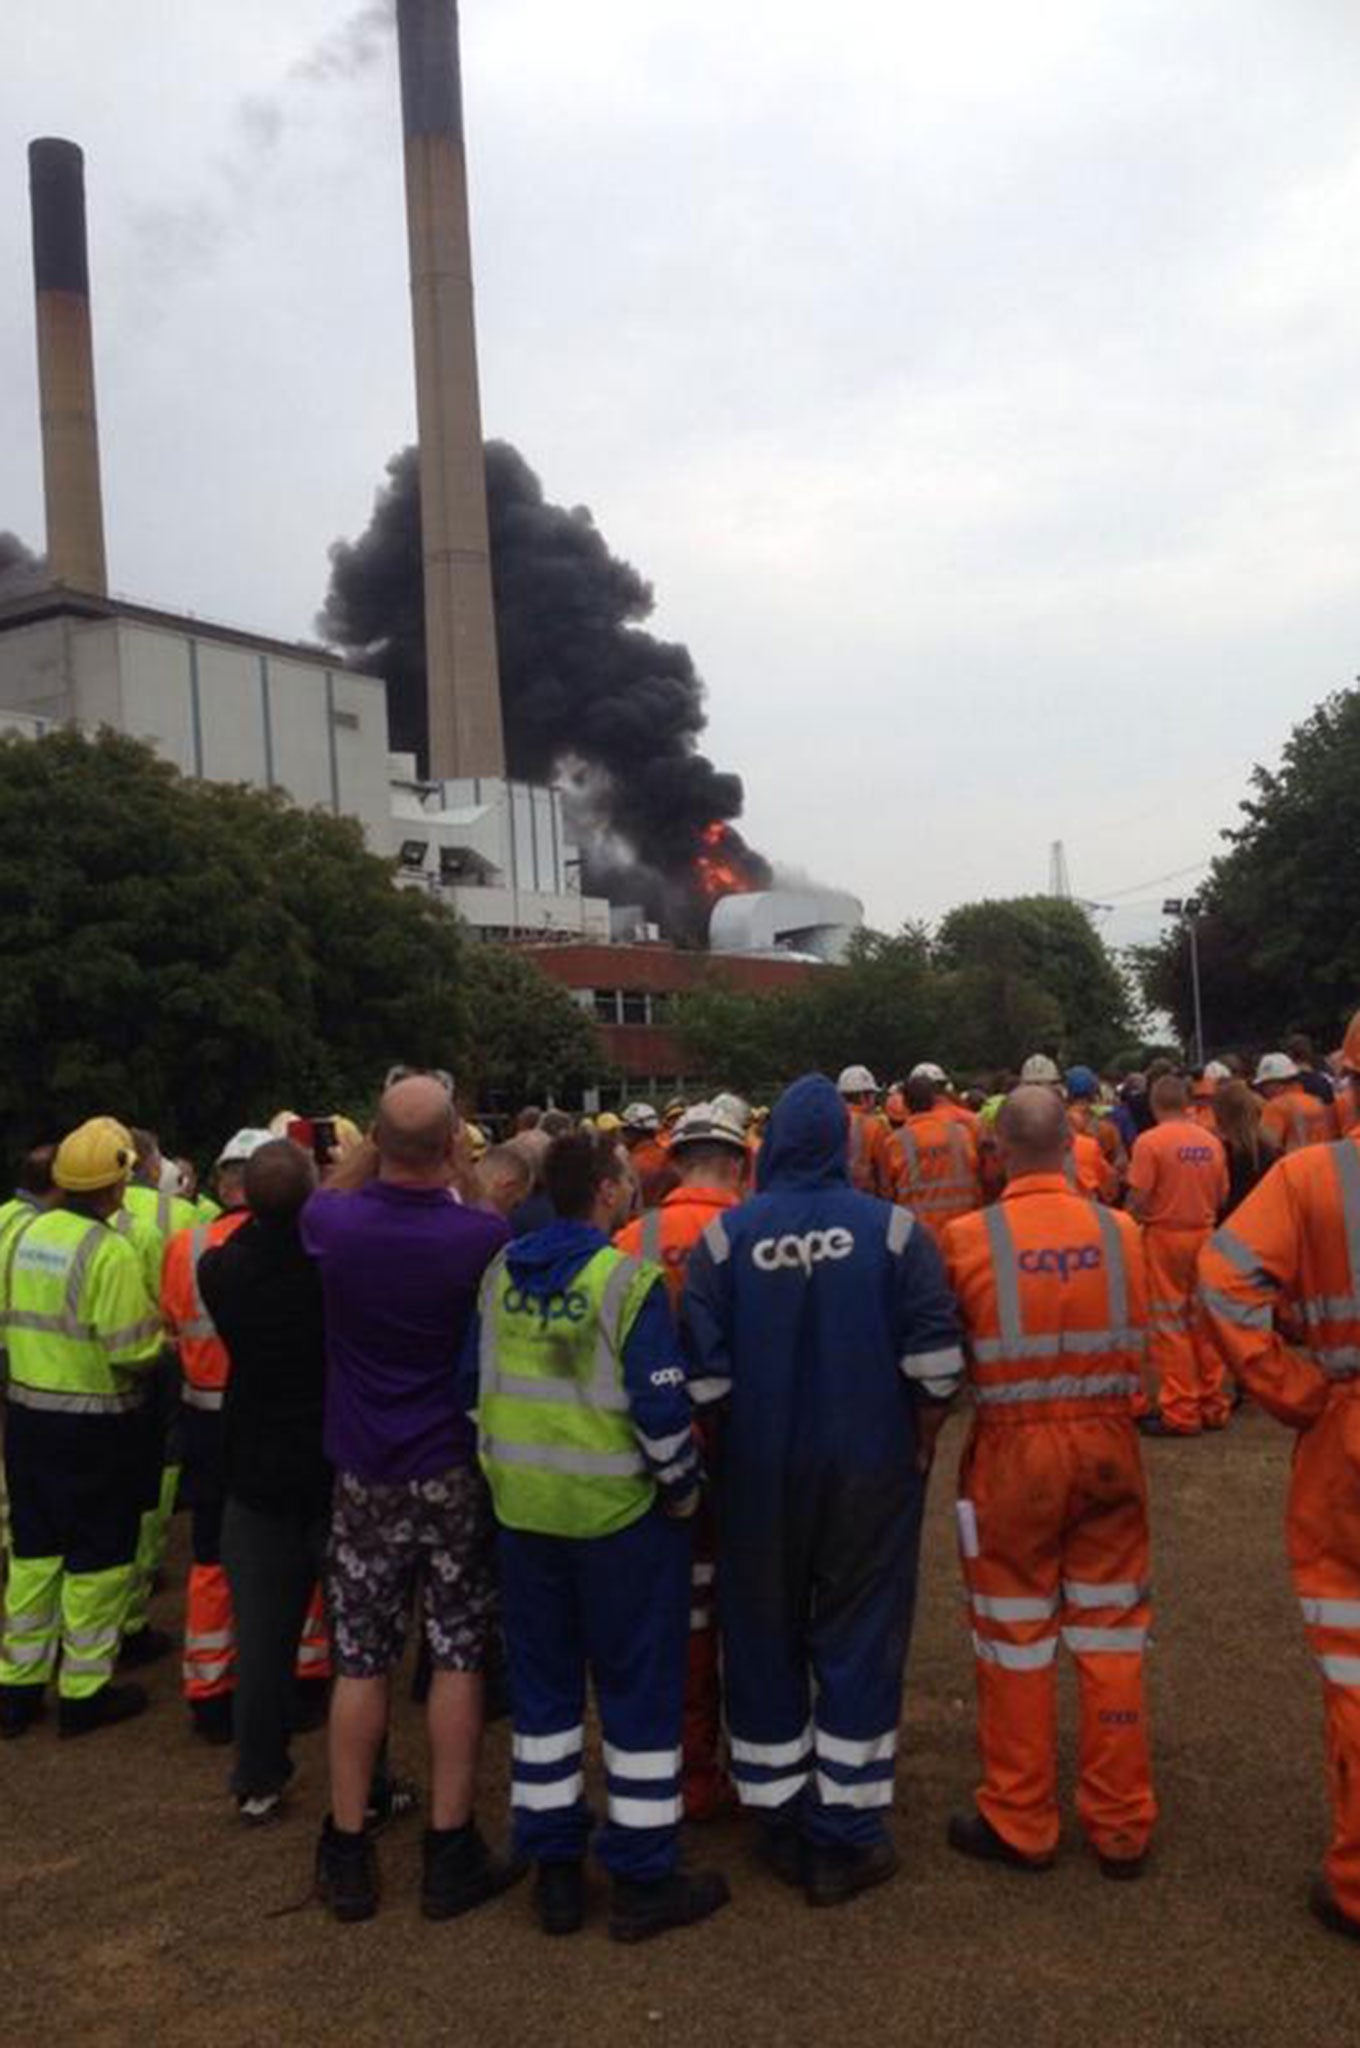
[301,1077,520,1924]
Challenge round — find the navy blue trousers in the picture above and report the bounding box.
[499,1508,690,1882]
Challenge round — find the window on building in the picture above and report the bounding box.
[620,990,649,1025]
[593,990,621,1024]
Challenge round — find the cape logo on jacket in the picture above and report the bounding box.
[752,1228,856,1274]
[1176,1146,1215,1165]
[502,1285,590,1327]
[1018,1246,1103,1281]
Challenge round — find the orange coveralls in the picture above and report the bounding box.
[889,1112,982,1245]
[846,1106,897,1197]
[616,1183,739,1820]
[1261,1085,1336,1156]
[1127,1119,1230,1434]
[942,1176,1156,1867]
[162,1217,330,1704]
[1199,1139,1360,1923]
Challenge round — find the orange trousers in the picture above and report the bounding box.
[958,1418,1157,1863]
[1289,1388,1360,1919]
[183,1563,330,1701]
[1144,1226,1230,1434]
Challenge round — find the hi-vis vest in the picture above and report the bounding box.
[894,1118,977,1226]
[477,1247,656,1540]
[969,1202,1143,1422]
[161,1211,249,1408]
[1,1208,162,1415]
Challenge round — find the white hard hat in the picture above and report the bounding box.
[1203,1060,1232,1085]
[909,1062,947,1085]
[710,1091,752,1131]
[621,1102,661,1133]
[217,1127,275,1167]
[837,1065,878,1095]
[1254,1052,1300,1085]
[670,1101,749,1158]
[1019,1054,1062,1086]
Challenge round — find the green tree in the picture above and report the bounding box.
[933,897,1135,1067]
[1133,687,1360,1052]
[0,729,595,1158]
[460,944,603,1107]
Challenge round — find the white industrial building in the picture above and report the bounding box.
[709,886,864,963]
[0,584,611,943]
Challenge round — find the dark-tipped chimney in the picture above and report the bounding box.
[29,139,108,597]
[395,0,506,781]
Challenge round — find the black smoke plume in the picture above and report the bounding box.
[0,533,44,601]
[320,443,770,940]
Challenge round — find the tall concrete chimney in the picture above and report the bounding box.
[29,139,108,597]
[395,0,506,781]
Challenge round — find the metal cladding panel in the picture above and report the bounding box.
[29,139,90,294]
[194,639,267,786]
[397,0,465,141]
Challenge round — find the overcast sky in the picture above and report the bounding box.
[6,1,1360,945]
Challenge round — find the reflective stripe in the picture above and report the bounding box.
[1313,1348,1360,1380]
[479,1434,646,1479]
[815,1727,897,1767]
[687,1375,732,1404]
[886,1206,914,1255]
[972,1632,1058,1671]
[102,1315,163,1353]
[690,1608,711,1630]
[1199,1287,1271,1331]
[4,1640,52,1666]
[1318,1654,1360,1687]
[639,1210,663,1266]
[3,1609,56,1635]
[62,1654,116,1678]
[730,1725,813,1768]
[972,1329,1144,1363]
[814,1771,894,1809]
[701,1216,731,1265]
[972,1592,1060,1622]
[1301,1295,1360,1327]
[973,1372,1143,1407]
[64,1625,119,1650]
[0,1208,44,1321]
[733,1771,809,1808]
[603,1742,681,1783]
[1210,1227,1274,1288]
[986,1206,1024,1351]
[1062,1626,1148,1654]
[185,1628,233,1652]
[692,1562,716,1588]
[7,1382,146,1415]
[1063,1580,1148,1611]
[4,1309,97,1339]
[294,1645,329,1668]
[184,1656,232,1683]
[1301,1598,1360,1629]
[609,1792,684,1827]
[636,1427,694,1464]
[182,1384,225,1412]
[487,1370,630,1414]
[512,1772,585,1811]
[513,1726,583,1765]
[900,1344,963,1390]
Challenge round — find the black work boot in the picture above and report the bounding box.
[190,1695,234,1746]
[0,1683,47,1741]
[1309,1874,1360,1942]
[315,1816,378,1923]
[118,1625,175,1669]
[609,1867,731,1943]
[420,1821,526,1922]
[804,1838,900,1908]
[946,1810,1055,1872]
[756,1820,806,1890]
[534,1860,586,1936]
[57,1682,149,1739]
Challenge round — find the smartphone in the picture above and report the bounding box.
[287,1116,338,1168]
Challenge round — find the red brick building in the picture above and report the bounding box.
[520,941,826,1100]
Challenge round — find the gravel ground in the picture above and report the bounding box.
[4,1405,1359,2048]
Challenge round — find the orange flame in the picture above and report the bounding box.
[695,821,753,902]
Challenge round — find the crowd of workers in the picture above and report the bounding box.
[2,1024,1360,1947]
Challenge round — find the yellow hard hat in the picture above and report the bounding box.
[596,1111,623,1133]
[464,1122,488,1161]
[54,1116,136,1193]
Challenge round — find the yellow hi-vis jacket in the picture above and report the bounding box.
[1,1207,163,1415]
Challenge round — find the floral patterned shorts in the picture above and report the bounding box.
[326,1464,496,1679]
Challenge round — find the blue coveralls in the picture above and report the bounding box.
[683,1074,964,1847]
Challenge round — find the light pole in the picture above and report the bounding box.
[1163,897,1205,1068]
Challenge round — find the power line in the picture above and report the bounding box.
[1090,859,1210,902]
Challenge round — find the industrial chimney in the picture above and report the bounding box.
[395,0,506,781]
[28,139,108,597]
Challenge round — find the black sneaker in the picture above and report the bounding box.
[1309,1875,1360,1942]
[609,1868,731,1943]
[946,1811,1055,1872]
[804,1838,900,1908]
[57,1682,149,1740]
[0,1684,46,1741]
[756,1822,806,1890]
[118,1626,175,1669]
[190,1695,234,1746]
[1097,1849,1148,1882]
[315,1816,378,1923]
[421,1822,526,1923]
[534,1860,586,1936]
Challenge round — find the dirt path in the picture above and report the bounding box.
[3,1407,1356,2047]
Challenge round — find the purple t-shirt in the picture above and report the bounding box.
[301,1181,508,1483]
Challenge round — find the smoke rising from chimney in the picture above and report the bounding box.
[320,442,771,940]
[0,533,44,601]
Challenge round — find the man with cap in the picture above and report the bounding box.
[621,1104,679,1208]
[1256,1054,1334,1154]
[0,1118,163,1738]
[162,1130,331,1744]
[616,1101,751,1820]
[1066,1066,1127,1194]
[837,1066,897,1197]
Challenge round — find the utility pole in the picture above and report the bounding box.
[1163,897,1205,1067]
